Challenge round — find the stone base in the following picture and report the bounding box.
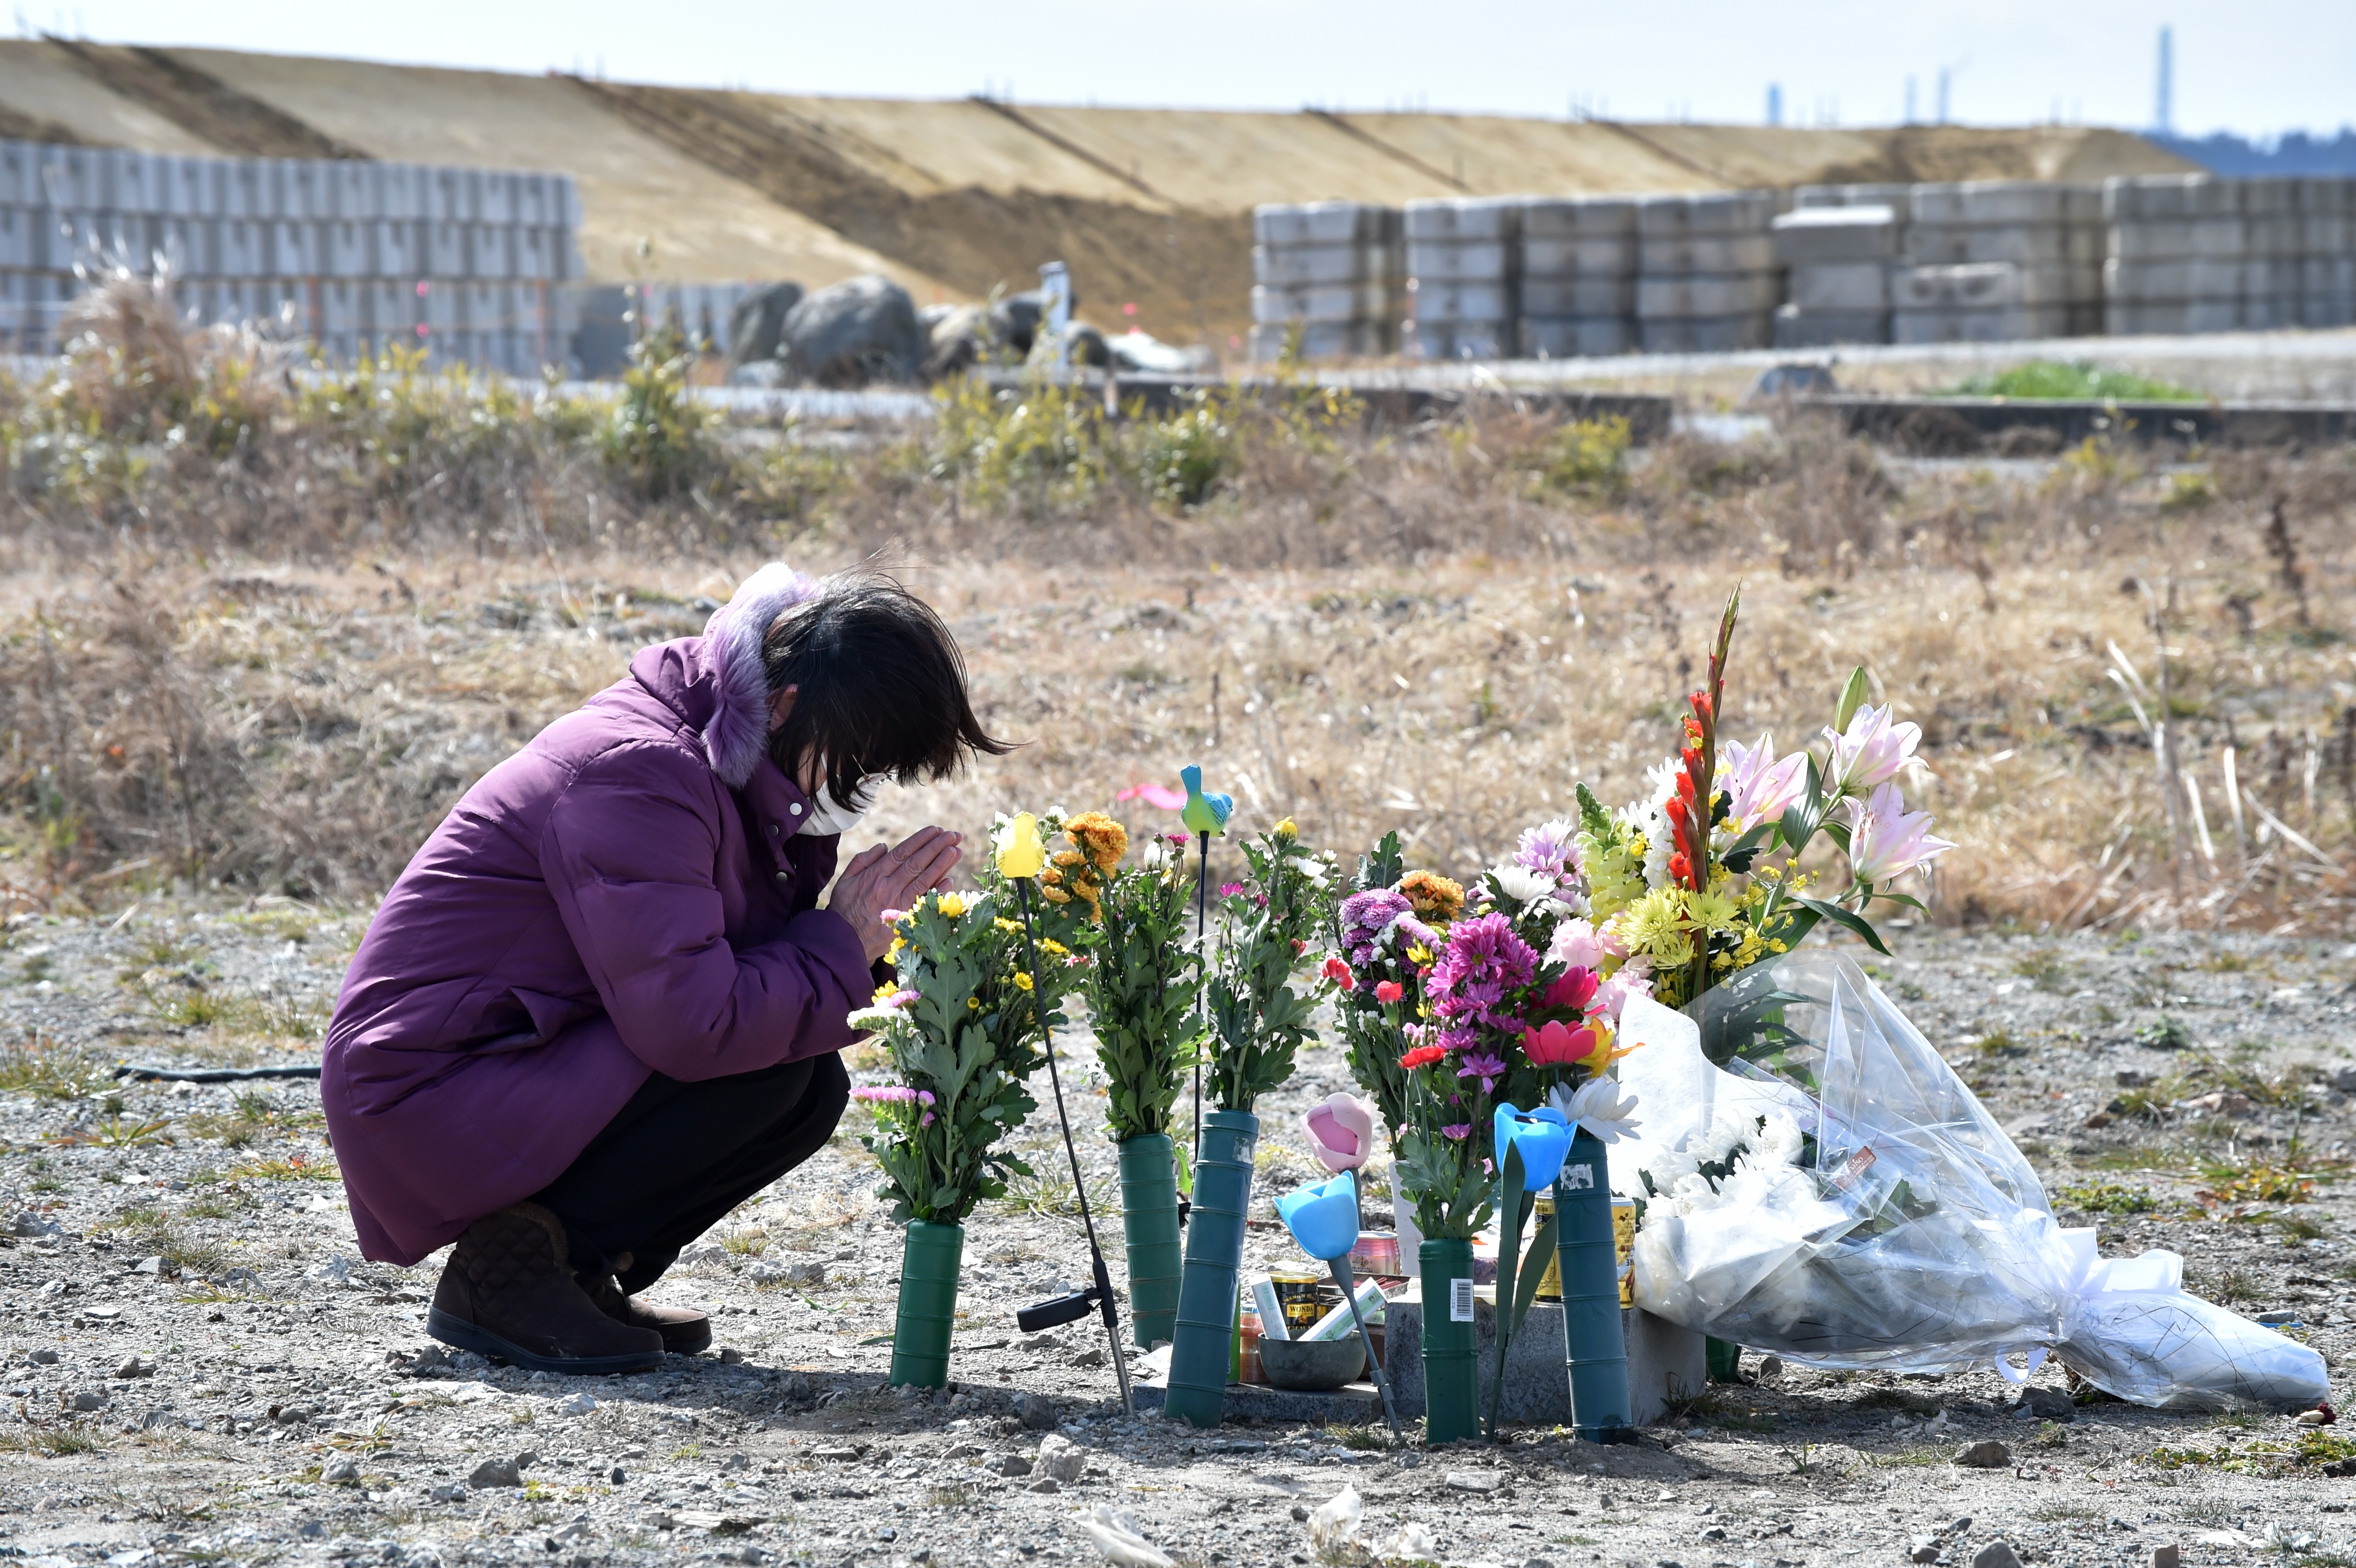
[1131,1375,1385,1426]
[1378,1299,1703,1427]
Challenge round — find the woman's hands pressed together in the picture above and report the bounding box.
[827,827,964,964]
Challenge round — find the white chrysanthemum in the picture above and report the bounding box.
[1757,1109,1806,1167]
[1490,864,1555,905]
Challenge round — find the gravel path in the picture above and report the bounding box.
[3,898,2355,1568]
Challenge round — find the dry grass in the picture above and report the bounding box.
[1,278,2354,931]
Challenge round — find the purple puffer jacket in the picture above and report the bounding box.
[323,566,873,1266]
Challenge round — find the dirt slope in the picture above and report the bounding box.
[0,39,221,154]
[165,48,955,300]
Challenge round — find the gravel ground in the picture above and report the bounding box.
[3,898,2356,1568]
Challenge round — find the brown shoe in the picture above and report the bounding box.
[575,1269,713,1356]
[427,1203,665,1375]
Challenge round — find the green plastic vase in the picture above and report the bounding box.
[887,1220,963,1390]
[1117,1134,1184,1349]
[1163,1109,1258,1429]
[1707,1337,1742,1383]
[1419,1237,1480,1445]
[1554,1130,1630,1440]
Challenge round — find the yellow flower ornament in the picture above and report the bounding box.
[995,813,1047,880]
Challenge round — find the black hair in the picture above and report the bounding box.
[760,570,1013,803]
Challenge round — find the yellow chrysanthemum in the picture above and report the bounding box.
[1615,886,1695,969]
[1687,889,1742,933]
[1039,938,1069,956]
[1064,812,1130,873]
[1398,870,1465,922]
[994,917,1020,933]
[873,980,900,1004]
[937,893,969,919]
[1013,971,1035,992]
[1273,817,1298,843]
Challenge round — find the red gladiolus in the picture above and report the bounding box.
[1680,745,1703,774]
[1398,1045,1448,1071]
[1374,980,1404,1004]
[1691,691,1712,720]
[1668,851,1692,888]
[1664,795,1689,831]
[1321,956,1355,989]
[1676,768,1698,805]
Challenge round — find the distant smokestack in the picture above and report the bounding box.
[1904,75,1917,124]
[2155,26,2174,133]
[1936,67,1951,124]
[1767,84,1782,127]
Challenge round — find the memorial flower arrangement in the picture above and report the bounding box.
[1201,818,1337,1111]
[1078,818,1203,1141]
[1571,591,1954,1021]
[1071,811,1204,1346]
[847,818,1096,1226]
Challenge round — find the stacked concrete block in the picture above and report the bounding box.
[2298,178,2356,328]
[1890,181,2101,344]
[1769,203,1899,346]
[0,139,582,371]
[1248,201,1402,361]
[2102,174,2247,336]
[1633,190,1781,353]
[1516,196,1635,358]
[2237,179,2303,330]
[1405,197,1519,360]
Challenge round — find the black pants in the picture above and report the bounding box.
[533,1052,849,1294]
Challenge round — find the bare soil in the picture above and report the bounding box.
[3,899,2354,1568]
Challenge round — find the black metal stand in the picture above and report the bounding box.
[1011,880,1135,1417]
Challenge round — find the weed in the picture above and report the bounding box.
[719,1227,770,1258]
[48,1114,175,1148]
[2198,1167,2315,1209]
[2055,1180,2159,1215]
[2196,1269,2261,1304]
[669,1443,702,1462]
[0,1423,106,1455]
[2160,471,2216,512]
[0,1037,112,1099]
[2010,949,2072,992]
[1972,1026,2029,1059]
[2032,1420,2069,1449]
[1324,1423,1397,1451]
[1530,416,1632,501]
[1852,1386,1938,1416]
[2279,1214,2332,1243]
[1863,1445,1951,1468]
[2137,1016,2194,1051]
[1945,361,2202,402]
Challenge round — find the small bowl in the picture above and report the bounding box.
[1257,1334,1367,1391]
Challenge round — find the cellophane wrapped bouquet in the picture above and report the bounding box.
[1591,594,2323,1410]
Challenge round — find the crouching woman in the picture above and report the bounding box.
[322,566,1006,1374]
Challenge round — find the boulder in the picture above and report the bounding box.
[991,290,1048,357]
[725,282,805,369]
[781,275,923,387]
[919,303,993,379]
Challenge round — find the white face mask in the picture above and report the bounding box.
[797,779,875,838]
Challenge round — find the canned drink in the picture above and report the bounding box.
[1269,1270,1323,1334]
[1612,1197,1637,1308]
[1532,1196,1562,1301]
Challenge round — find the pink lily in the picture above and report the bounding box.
[1846,781,1956,884]
[1720,732,1812,830]
[1302,1092,1379,1174]
[1822,704,1922,798]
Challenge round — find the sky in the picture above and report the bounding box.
[25,0,2356,139]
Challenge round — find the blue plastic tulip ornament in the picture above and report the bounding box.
[1493,1104,1572,1194]
[1274,1173,1361,1263]
[1178,765,1233,837]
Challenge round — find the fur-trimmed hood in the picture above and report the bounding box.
[698,562,819,788]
